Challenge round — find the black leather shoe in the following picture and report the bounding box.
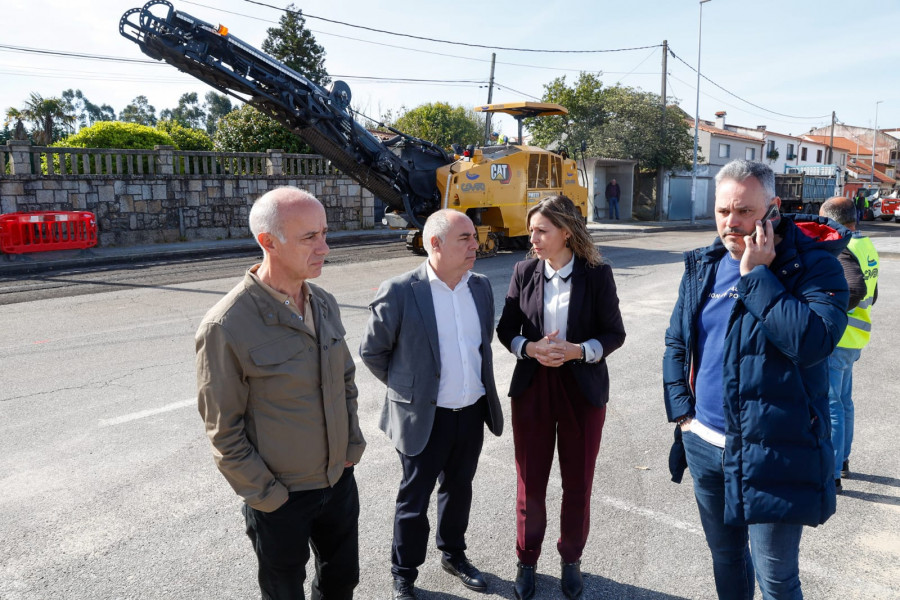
[393,577,417,600]
[841,459,850,479]
[561,560,583,599]
[835,478,843,494]
[441,555,488,592]
[514,562,536,600]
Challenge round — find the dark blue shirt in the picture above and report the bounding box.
[694,254,741,435]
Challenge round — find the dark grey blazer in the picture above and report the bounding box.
[359,262,503,456]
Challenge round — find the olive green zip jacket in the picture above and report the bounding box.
[196,269,365,512]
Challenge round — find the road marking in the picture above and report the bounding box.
[101,358,364,428]
[597,495,702,535]
[99,398,195,427]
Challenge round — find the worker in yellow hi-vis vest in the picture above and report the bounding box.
[820,197,879,494]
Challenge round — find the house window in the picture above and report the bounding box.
[745,147,756,160]
[787,143,795,159]
[801,147,808,161]
[767,140,775,154]
[816,149,823,163]
[718,143,730,158]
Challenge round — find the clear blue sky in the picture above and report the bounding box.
[3,0,898,140]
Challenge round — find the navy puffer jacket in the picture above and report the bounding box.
[663,214,850,526]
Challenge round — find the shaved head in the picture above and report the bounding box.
[820,196,857,228]
[249,187,320,247]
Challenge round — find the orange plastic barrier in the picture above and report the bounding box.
[0,211,98,254]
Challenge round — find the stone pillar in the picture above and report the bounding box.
[8,140,32,175]
[266,149,284,176]
[154,145,175,175]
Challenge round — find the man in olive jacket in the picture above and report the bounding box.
[196,187,365,600]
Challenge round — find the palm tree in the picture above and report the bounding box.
[3,107,28,140]
[18,93,76,144]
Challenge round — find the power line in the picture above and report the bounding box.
[0,69,190,85]
[241,0,662,54]
[182,0,609,74]
[490,81,542,102]
[667,72,830,129]
[0,43,160,65]
[615,47,658,86]
[0,44,487,86]
[668,48,831,121]
[331,75,484,84]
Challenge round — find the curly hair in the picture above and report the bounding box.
[526,195,601,266]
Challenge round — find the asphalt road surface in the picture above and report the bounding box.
[1,231,898,599]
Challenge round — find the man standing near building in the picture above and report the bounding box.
[196,187,365,600]
[853,189,867,224]
[360,209,504,600]
[663,160,850,599]
[605,179,621,220]
[820,196,879,493]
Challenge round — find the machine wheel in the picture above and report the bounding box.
[406,230,427,256]
[501,235,530,251]
[477,232,499,258]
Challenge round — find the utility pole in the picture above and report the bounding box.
[656,40,668,221]
[871,100,882,184]
[483,53,496,146]
[827,111,835,165]
[691,0,712,225]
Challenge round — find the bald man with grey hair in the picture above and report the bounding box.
[197,186,365,600]
[421,209,454,256]
[360,208,503,599]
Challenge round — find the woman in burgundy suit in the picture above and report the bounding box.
[497,195,626,600]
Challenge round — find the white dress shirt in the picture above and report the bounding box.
[426,261,486,408]
[512,256,603,362]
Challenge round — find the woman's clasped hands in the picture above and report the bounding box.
[526,330,581,368]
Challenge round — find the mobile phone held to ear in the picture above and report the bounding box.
[750,204,780,241]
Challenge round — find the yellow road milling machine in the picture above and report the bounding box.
[121,1,589,256]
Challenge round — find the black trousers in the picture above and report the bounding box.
[242,467,359,600]
[391,400,486,582]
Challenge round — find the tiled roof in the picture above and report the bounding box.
[762,130,803,141]
[367,129,396,141]
[803,135,871,154]
[846,160,895,183]
[687,120,764,143]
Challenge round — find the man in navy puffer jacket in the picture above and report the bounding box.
[663,160,849,600]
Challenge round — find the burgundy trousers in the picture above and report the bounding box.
[512,365,606,566]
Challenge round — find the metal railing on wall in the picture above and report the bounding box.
[0,142,335,178]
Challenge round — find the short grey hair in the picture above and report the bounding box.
[249,187,318,249]
[820,196,857,226]
[715,160,776,202]
[422,209,458,255]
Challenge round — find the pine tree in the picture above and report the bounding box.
[262,4,330,86]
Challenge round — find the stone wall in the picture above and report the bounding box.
[0,142,375,246]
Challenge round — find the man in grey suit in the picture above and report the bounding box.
[360,209,504,600]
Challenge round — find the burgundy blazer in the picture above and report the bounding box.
[496,256,626,406]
